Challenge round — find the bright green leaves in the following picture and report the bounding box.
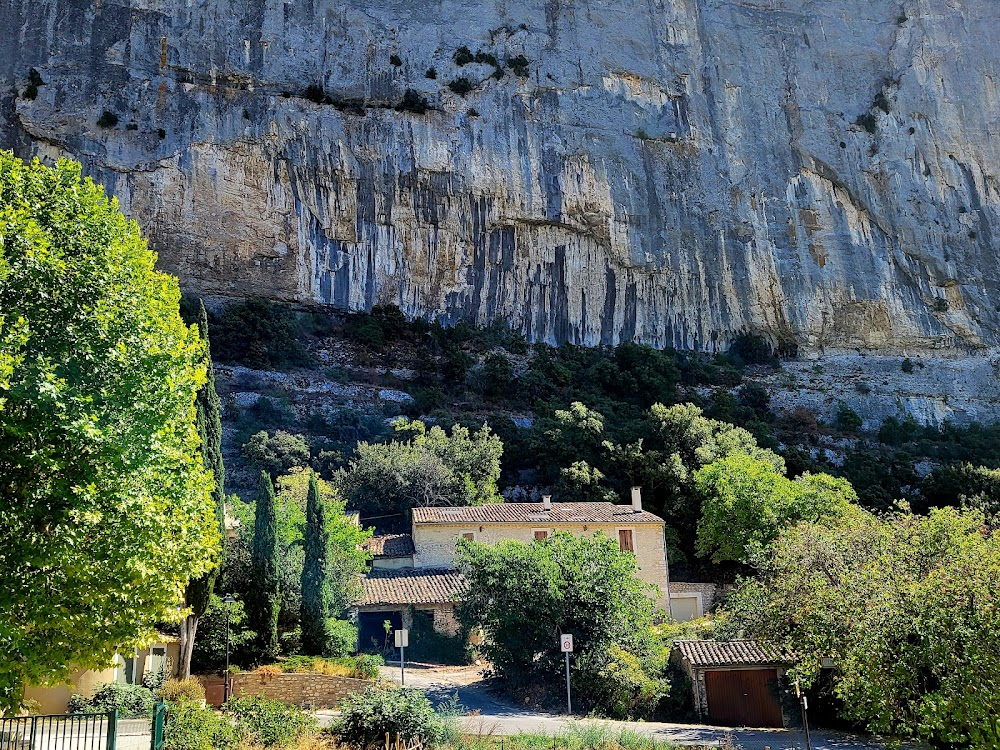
[0,152,217,711]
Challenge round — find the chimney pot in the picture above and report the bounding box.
[631,486,642,513]
[542,495,552,511]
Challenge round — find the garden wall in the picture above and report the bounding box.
[200,673,373,708]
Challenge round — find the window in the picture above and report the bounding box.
[618,528,634,553]
[533,529,550,541]
[460,532,475,541]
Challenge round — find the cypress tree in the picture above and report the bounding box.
[250,471,281,660]
[301,471,329,655]
[180,301,226,678]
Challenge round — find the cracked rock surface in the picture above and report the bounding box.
[1,0,998,357]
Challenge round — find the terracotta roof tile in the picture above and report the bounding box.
[359,568,465,606]
[412,502,664,525]
[362,533,415,558]
[675,640,793,668]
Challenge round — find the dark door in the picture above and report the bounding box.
[358,610,403,654]
[705,669,783,727]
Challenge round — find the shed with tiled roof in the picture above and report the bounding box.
[672,640,793,729]
[363,533,416,570]
[359,568,465,607]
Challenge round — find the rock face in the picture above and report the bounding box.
[2,0,999,354]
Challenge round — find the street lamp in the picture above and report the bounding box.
[223,594,236,704]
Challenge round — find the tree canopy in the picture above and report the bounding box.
[721,507,1000,747]
[695,454,856,563]
[0,153,218,710]
[457,532,668,718]
[338,419,502,515]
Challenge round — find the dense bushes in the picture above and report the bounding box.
[69,683,155,718]
[334,685,445,748]
[210,297,311,370]
[158,679,206,704]
[163,699,239,750]
[226,695,318,747]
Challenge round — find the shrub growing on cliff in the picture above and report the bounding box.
[211,297,311,370]
[97,110,119,128]
[448,77,474,96]
[397,89,429,114]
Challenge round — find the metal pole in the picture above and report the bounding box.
[223,601,232,704]
[800,694,812,750]
[400,643,405,686]
[564,651,572,715]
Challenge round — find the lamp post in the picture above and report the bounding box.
[223,594,236,704]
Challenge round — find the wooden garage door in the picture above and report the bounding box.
[705,669,783,727]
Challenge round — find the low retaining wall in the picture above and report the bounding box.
[205,672,373,709]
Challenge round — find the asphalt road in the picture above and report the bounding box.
[374,664,898,750]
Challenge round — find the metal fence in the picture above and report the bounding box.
[0,713,116,750]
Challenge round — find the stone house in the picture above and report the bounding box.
[353,491,672,646]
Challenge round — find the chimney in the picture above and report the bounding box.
[542,495,552,511]
[631,486,642,513]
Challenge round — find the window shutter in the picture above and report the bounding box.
[618,529,634,552]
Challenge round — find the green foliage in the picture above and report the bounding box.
[158,679,206,704]
[457,533,665,717]
[722,507,1000,747]
[191,594,257,673]
[211,297,311,370]
[0,153,217,711]
[448,78,474,96]
[453,46,475,66]
[695,454,856,563]
[397,89,429,114]
[338,419,503,516]
[302,472,329,655]
[921,463,1000,520]
[425,67,438,80]
[507,55,530,76]
[353,653,385,680]
[69,683,155,718]
[225,695,318,747]
[97,110,118,128]
[390,54,403,67]
[856,112,878,134]
[244,430,312,477]
[834,401,863,433]
[474,352,516,397]
[728,332,776,366]
[250,472,281,660]
[334,685,445,748]
[901,357,915,373]
[163,699,239,750]
[323,619,359,658]
[407,609,468,665]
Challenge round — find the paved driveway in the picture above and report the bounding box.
[377,665,898,750]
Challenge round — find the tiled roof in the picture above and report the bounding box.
[675,640,793,668]
[359,568,465,606]
[412,502,664,525]
[362,533,415,558]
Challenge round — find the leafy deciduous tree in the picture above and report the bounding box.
[721,507,1000,748]
[0,153,218,711]
[457,533,667,717]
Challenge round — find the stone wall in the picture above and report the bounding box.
[230,672,374,709]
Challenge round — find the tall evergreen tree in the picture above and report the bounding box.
[250,471,281,659]
[301,471,330,655]
[179,301,227,678]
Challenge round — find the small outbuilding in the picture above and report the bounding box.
[354,567,465,650]
[674,640,793,728]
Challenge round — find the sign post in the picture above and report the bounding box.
[395,629,409,686]
[795,678,812,750]
[560,634,574,715]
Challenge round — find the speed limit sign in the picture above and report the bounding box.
[560,634,574,653]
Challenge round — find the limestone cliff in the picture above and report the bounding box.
[2,0,998,354]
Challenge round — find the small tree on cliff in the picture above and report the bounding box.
[179,301,227,678]
[300,471,329,655]
[249,471,281,660]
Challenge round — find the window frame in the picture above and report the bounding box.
[617,527,636,553]
[531,529,551,541]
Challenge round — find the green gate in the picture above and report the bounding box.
[150,700,166,750]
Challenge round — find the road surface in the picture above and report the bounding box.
[373,664,899,750]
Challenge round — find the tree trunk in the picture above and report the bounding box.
[178,614,199,680]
